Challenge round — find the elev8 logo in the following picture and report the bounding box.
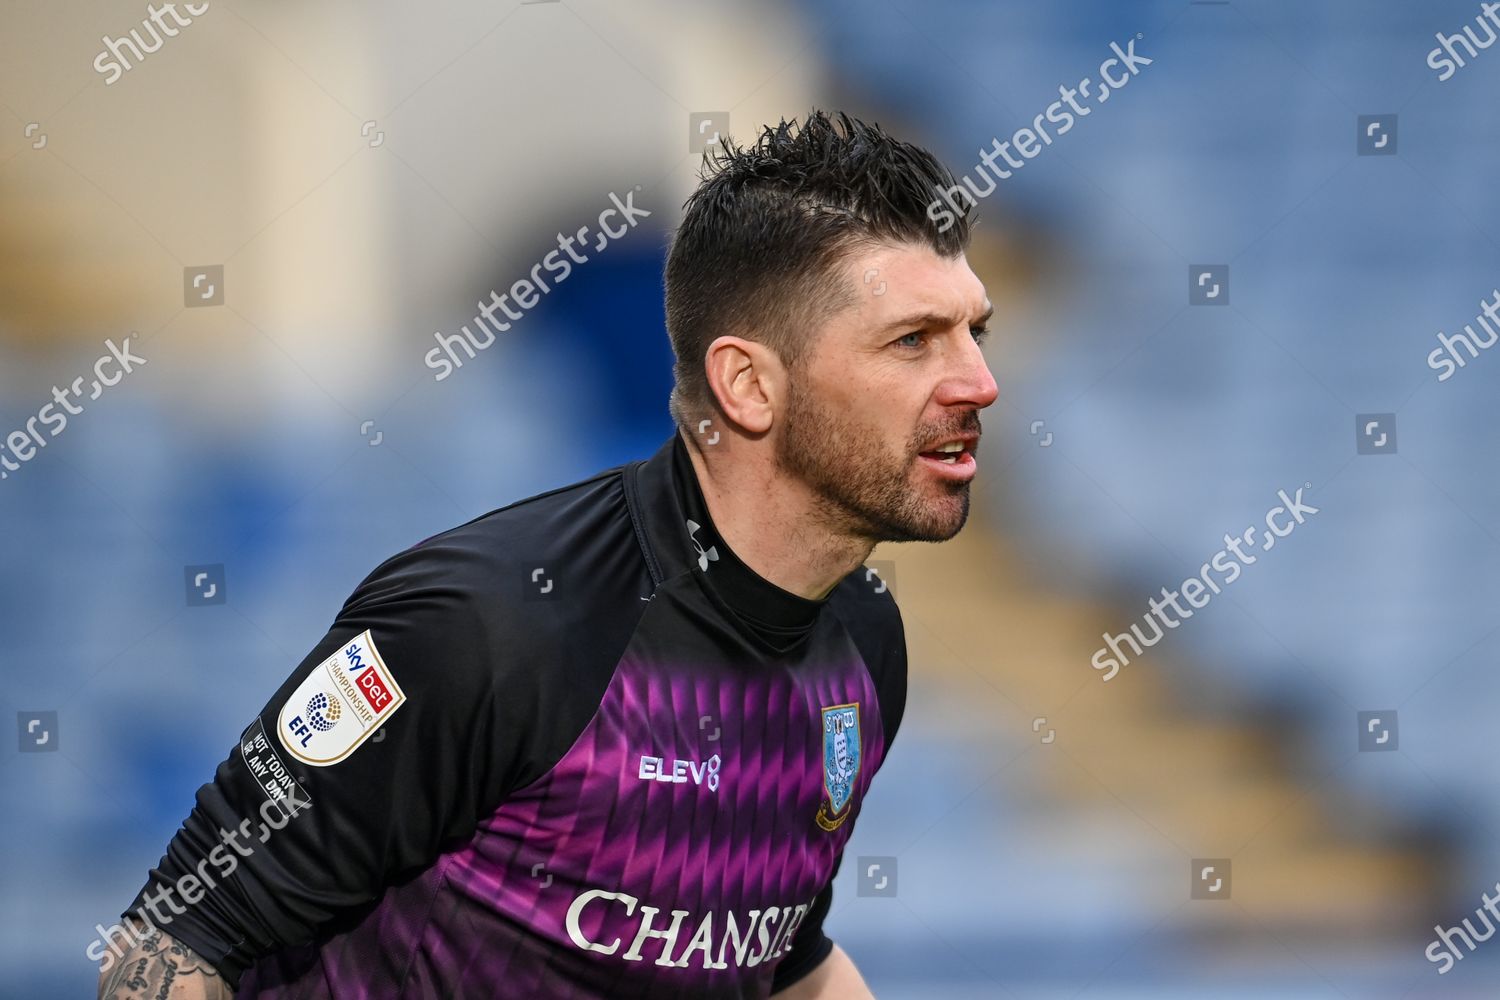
[638,753,722,792]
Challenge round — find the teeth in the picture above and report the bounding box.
[922,441,968,465]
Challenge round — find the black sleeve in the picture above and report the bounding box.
[119,537,524,987]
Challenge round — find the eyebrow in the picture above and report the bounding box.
[874,302,994,335]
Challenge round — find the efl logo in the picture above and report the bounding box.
[277,630,406,766]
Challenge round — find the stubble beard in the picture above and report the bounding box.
[774,375,974,544]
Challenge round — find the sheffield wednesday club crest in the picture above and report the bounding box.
[815,703,861,831]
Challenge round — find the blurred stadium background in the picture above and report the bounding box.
[4,0,1500,996]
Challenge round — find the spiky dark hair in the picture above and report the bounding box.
[663,110,972,430]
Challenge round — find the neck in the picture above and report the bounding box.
[679,428,875,601]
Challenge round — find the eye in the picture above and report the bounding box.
[971,325,990,345]
[895,331,925,349]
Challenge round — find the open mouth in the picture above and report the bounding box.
[918,442,968,464]
[916,439,978,478]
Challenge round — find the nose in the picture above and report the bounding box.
[935,335,999,410]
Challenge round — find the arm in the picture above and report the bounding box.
[771,942,875,999]
[100,538,520,989]
[97,921,231,999]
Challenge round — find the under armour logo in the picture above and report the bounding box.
[686,519,719,572]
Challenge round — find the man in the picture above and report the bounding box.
[100,109,997,999]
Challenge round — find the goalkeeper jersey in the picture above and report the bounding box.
[125,429,907,999]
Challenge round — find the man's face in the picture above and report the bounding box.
[774,241,997,543]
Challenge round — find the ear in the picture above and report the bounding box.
[703,335,783,435]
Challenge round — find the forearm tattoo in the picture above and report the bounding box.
[98,924,230,999]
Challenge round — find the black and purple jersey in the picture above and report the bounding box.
[125,431,907,999]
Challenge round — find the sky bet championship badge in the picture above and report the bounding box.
[277,629,406,766]
[815,703,862,831]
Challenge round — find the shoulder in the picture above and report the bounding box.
[328,462,655,789]
[827,563,906,666]
[827,565,908,751]
[344,462,640,621]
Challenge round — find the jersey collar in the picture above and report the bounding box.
[627,431,829,641]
